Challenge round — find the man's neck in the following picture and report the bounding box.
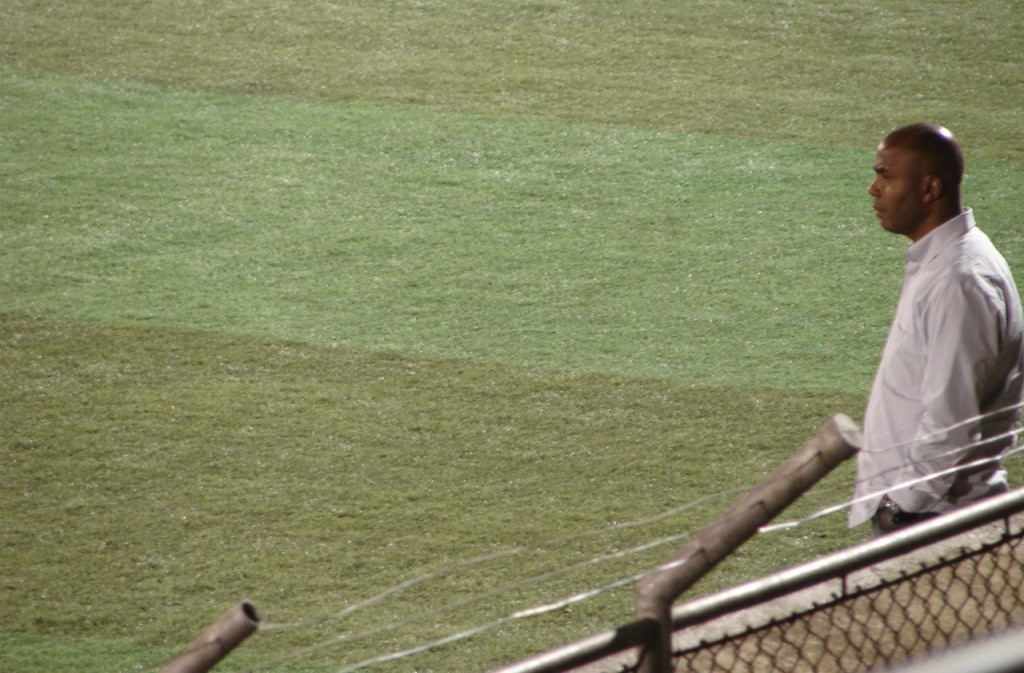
[908,203,965,243]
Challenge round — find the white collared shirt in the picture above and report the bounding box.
[849,209,1024,527]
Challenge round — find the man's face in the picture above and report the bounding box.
[868,143,929,241]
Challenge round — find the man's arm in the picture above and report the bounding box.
[891,276,1003,512]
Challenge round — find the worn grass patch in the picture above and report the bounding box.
[2,314,860,671]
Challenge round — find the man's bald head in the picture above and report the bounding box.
[869,124,967,240]
[880,123,964,203]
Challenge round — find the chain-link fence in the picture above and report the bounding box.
[879,623,1024,673]
[664,518,1024,673]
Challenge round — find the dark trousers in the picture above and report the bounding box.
[871,506,939,538]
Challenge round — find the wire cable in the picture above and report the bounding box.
[242,406,1024,672]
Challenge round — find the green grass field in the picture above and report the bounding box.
[3,2,1023,672]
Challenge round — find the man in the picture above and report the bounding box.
[849,123,1024,537]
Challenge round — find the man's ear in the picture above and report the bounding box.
[921,175,944,203]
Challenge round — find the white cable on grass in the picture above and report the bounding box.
[258,486,745,633]
[243,491,742,671]
[246,403,1024,672]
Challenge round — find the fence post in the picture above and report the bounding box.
[635,414,861,673]
[160,602,262,673]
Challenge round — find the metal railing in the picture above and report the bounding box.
[494,455,1024,673]
[668,500,1024,673]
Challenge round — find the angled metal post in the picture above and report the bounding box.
[635,413,862,673]
[160,602,262,673]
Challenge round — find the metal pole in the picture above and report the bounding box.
[634,413,861,673]
[160,602,262,673]
[490,618,658,673]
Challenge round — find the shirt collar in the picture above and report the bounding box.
[906,208,975,265]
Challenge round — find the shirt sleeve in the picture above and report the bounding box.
[893,272,1005,512]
